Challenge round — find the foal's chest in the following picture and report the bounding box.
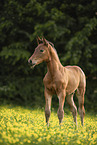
[44,79,65,95]
[46,82,56,94]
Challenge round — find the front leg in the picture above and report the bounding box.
[57,90,66,124]
[44,88,52,126]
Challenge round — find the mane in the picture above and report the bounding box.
[47,41,57,55]
[47,41,54,48]
[48,42,61,64]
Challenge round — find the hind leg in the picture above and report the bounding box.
[67,93,77,126]
[76,88,85,126]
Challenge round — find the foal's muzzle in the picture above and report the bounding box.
[28,59,36,68]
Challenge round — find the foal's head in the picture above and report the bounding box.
[28,37,51,68]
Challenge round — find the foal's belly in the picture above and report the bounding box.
[66,79,79,95]
[66,69,80,94]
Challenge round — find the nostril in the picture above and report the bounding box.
[30,60,32,64]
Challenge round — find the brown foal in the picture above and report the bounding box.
[28,37,86,126]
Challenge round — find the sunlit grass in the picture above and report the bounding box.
[0,105,97,145]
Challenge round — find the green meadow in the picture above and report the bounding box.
[0,105,97,145]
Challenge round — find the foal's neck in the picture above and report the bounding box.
[46,47,63,78]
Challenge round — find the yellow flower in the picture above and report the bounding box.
[76,140,81,144]
[38,137,42,142]
[20,141,23,144]
[34,133,38,138]
[27,140,31,143]
[93,133,97,140]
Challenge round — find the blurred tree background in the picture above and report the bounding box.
[0,0,97,111]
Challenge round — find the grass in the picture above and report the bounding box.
[0,105,97,145]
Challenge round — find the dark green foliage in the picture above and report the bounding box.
[0,0,97,111]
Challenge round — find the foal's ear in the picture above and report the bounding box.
[37,36,42,45]
[42,37,49,47]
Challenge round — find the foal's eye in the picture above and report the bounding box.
[40,49,44,52]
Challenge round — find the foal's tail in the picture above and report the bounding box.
[77,67,86,125]
[79,67,86,90]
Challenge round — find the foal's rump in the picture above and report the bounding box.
[65,66,86,94]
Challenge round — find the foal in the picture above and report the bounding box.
[28,37,86,126]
